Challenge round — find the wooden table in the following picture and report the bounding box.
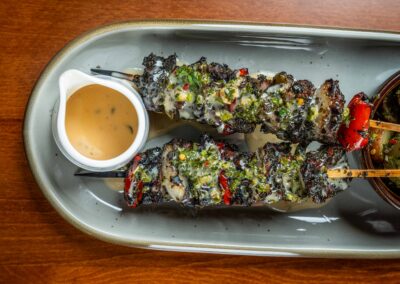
[1,0,400,282]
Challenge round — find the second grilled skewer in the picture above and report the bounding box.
[123,134,350,208]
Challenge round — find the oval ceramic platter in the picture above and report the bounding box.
[24,21,400,258]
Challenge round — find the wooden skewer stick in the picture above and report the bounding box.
[327,169,400,179]
[369,120,400,133]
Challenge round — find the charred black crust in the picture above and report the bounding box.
[124,147,164,207]
[301,145,349,203]
[231,175,253,206]
[260,142,292,174]
[322,79,345,143]
[273,72,294,85]
[142,53,176,72]
[259,78,316,143]
[126,135,350,208]
[291,80,315,99]
[141,147,164,205]
[262,142,292,155]
[135,53,177,112]
[136,54,347,146]
[207,62,236,82]
[231,117,257,133]
[286,80,316,142]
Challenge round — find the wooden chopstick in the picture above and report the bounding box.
[369,120,400,133]
[327,169,400,179]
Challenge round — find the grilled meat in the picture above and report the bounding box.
[306,79,346,144]
[133,53,347,144]
[134,53,177,112]
[124,135,350,208]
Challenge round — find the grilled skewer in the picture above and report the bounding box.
[92,53,378,151]
[122,135,350,208]
[80,56,400,209]
[117,54,346,144]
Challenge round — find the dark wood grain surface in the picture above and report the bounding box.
[1,0,400,282]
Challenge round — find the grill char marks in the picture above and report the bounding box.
[135,54,348,146]
[133,53,177,112]
[259,72,317,143]
[301,145,350,203]
[207,61,237,82]
[124,147,163,207]
[124,135,350,208]
[161,139,192,205]
[307,79,346,144]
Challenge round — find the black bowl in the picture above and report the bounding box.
[362,70,400,209]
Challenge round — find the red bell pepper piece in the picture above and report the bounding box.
[222,124,234,135]
[133,180,144,208]
[216,142,225,150]
[124,155,141,193]
[239,68,248,76]
[183,83,190,91]
[124,176,132,195]
[219,171,232,205]
[337,92,371,151]
[124,155,144,208]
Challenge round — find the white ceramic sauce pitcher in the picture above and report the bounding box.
[52,69,149,172]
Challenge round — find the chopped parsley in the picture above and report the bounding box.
[342,107,351,127]
[175,65,208,93]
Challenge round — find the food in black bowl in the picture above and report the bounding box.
[363,71,400,209]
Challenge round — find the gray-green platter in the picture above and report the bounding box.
[24,20,400,258]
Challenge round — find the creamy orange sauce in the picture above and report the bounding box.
[65,84,138,160]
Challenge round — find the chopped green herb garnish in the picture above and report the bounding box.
[342,107,350,127]
[278,107,288,117]
[307,106,318,122]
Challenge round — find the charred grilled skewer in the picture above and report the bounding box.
[124,135,350,208]
[128,53,370,148]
